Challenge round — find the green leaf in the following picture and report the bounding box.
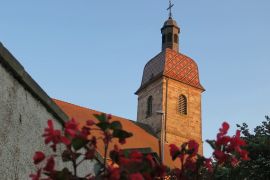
[96,122,110,131]
[71,138,88,151]
[94,163,102,176]
[94,113,107,122]
[195,155,205,167]
[61,150,73,162]
[110,149,120,163]
[52,168,73,180]
[172,151,181,160]
[206,139,216,150]
[123,149,130,157]
[113,129,133,139]
[110,121,122,130]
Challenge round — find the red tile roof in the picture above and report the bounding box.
[137,48,204,94]
[53,99,180,168]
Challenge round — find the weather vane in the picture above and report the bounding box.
[167,0,174,18]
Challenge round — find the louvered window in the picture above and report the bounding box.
[146,96,153,117]
[178,95,187,115]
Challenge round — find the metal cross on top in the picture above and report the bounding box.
[167,0,174,18]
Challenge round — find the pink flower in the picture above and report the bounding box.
[145,154,155,168]
[240,149,250,161]
[217,122,230,139]
[119,150,143,166]
[142,173,152,180]
[204,158,213,172]
[86,120,95,126]
[85,148,95,160]
[231,157,239,167]
[221,122,230,132]
[187,140,199,156]
[184,158,196,172]
[80,126,91,139]
[91,136,97,147]
[213,150,227,164]
[108,167,120,180]
[43,120,68,151]
[229,130,246,152]
[107,114,112,119]
[169,144,180,158]
[129,173,144,180]
[29,169,41,180]
[33,151,45,165]
[43,156,55,172]
[65,118,79,137]
[129,150,142,159]
[60,136,71,145]
[216,136,231,147]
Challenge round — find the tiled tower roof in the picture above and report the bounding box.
[136,48,204,94]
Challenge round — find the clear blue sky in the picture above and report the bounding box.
[1,0,270,157]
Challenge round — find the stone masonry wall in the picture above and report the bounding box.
[163,77,203,154]
[137,78,163,135]
[137,76,203,154]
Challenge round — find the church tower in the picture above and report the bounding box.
[135,7,205,154]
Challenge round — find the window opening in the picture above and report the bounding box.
[178,95,187,115]
[147,96,153,117]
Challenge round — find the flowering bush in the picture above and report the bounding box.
[167,122,249,180]
[30,114,249,180]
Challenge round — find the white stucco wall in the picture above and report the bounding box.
[0,61,99,179]
[0,63,63,179]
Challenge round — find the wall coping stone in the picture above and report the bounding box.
[0,42,68,125]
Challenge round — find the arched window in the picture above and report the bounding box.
[178,95,187,115]
[174,34,178,43]
[146,96,153,117]
[162,35,166,44]
[167,33,172,42]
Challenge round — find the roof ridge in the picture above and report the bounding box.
[53,98,143,123]
[53,98,128,120]
[52,98,100,114]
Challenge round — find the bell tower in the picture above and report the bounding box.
[161,17,180,52]
[135,3,205,154]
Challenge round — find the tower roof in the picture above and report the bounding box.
[162,17,179,30]
[136,48,205,94]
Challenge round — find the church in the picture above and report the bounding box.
[0,4,204,179]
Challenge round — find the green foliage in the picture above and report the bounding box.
[94,113,107,122]
[95,113,132,140]
[215,116,270,179]
[31,113,270,180]
[234,116,270,179]
[71,138,88,151]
